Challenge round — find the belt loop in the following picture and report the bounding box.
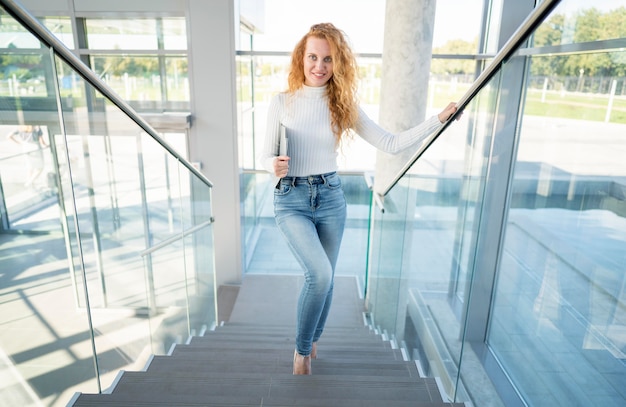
[321,173,327,185]
[291,177,296,187]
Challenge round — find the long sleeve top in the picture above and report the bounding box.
[260,85,441,177]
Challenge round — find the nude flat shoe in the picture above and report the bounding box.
[293,350,311,375]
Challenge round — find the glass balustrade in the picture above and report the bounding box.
[2,0,624,406]
[241,171,373,295]
[487,1,626,404]
[366,0,626,405]
[0,5,215,407]
[367,68,501,405]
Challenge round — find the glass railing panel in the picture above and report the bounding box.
[366,179,410,334]
[338,173,372,293]
[242,171,372,294]
[0,132,59,232]
[0,22,63,233]
[0,10,94,405]
[140,132,186,244]
[54,52,215,392]
[488,50,626,407]
[1,4,215,404]
[240,171,272,269]
[141,213,216,355]
[142,240,188,353]
[184,166,216,333]
[54,57,158,394]
[41,16,74,48]
[367,68,504,404]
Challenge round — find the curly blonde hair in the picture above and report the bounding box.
[287,23,359,144]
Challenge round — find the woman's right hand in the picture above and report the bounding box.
[274,156,290,178]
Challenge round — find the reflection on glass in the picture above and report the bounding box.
[0,53,49,97]
[1,125,60,232]
[242,172,370,294]
[89,55,189,109]
[367,178,410,333]
[42,16,74,48]
[489,44,626,405]
[0,8,212,406]
[367,70,502,405]
[236,50,255,170]
[90,55,162,100]
[0,9,40,47]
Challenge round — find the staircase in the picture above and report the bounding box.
[68,275,465,406]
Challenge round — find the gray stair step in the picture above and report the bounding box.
[147,355,420,377]
[209,325,381,339]
[202,328,385,341]
[170,346,406,363]
[73,393,464,407]
[69,276,461,407]
[109,372,444,403]
[204,328,390,343]
[184,339,395,353]
[214,322,374,332]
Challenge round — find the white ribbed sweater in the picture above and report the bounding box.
[260,85,441,177]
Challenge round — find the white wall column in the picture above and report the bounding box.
[187,0,242,287]
[375,0,436,191]
[368,0,437,335]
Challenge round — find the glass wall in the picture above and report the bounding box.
[367,68,502,405]
[235,0,491,299]
[0,6,215,407]
[367,0,626,406]
[487,2,626,406]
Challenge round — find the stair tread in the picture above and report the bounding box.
[145,363,419,378]
[169,347,406,363]
[109,373,444,403]
[207,327,381,339]
[73,393,463,407]
[182,341,395,352]
[118,371,432,384]
[147,355,420,377]
[68,276,457,407]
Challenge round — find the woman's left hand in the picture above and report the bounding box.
[438,102,460,123]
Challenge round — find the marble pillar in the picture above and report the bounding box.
[375,0,437,193]
[370,0,437,337]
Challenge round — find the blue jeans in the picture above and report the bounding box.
[274,172,346,357]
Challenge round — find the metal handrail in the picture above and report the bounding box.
[0,0,213,188]
[377,0,562,197]
[139,219,215,257]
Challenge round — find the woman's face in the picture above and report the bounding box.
[303,36,333,87]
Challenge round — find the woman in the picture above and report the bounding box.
[260,23,458,375]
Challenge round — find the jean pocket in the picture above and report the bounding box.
[325,175,342,190]
[274,180,292,196]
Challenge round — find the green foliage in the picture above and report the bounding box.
[92,56,160,78]
[0,55,45,80]
[531,7,626,77]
